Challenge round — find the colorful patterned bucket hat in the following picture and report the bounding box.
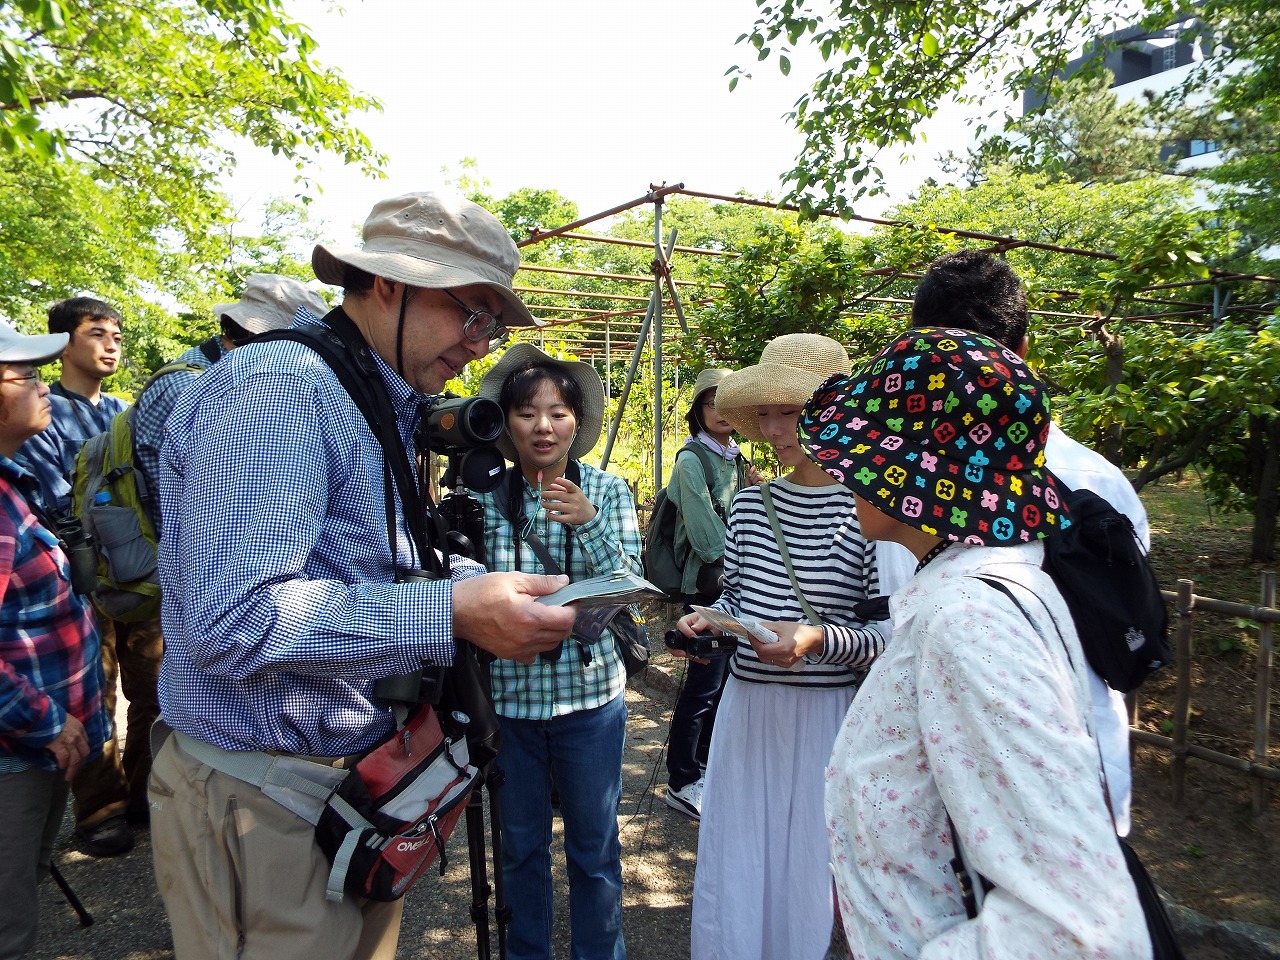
[798,327,1073,545]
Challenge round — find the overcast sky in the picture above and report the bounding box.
[224,0,977,244]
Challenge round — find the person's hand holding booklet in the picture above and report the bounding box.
[535,569,666,608]
[690,605,780,645]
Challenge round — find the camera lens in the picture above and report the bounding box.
[460,397,503,444]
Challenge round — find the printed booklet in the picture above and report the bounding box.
[535,570,667,608]
[690,605,780,645]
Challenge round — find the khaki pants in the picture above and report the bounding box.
[73,612,163,827]
[148,730,403,960]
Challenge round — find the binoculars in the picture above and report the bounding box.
[422,394,505,494]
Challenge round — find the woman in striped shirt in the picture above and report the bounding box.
[673,334,895,960]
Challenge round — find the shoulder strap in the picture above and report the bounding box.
[947,574,1124,922]
[494,462,577,576]
[257,310,447,579]
[759,482,824,627]
[198,336,222,364]
[680,442,729,521]
[974,575,1118,816]
[137,360,207,398]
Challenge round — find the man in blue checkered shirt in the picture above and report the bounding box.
[148,193,577,960]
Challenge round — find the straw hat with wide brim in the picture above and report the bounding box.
[312,192,540,329]
[477,342,606,463]
[714,334,852,442]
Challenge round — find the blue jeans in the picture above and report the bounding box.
[497,694,627,960]
[666,594,731,791]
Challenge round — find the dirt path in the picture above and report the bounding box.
[32,660,1261,959]
[32,679,694,960]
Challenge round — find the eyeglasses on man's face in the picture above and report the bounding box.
[442,289,511,348]
[2,367,43,387]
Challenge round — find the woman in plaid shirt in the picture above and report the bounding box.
[0,323,109,958]
[476,344,642,960]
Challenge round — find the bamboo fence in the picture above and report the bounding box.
[1129,571,1278,813]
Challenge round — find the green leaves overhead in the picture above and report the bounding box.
[0,0,384,240]
[0,0,382,390]
[726,0,1197,212]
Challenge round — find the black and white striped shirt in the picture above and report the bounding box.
[716,478,886,688]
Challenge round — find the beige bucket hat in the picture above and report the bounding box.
[714,334,852,442]
[312,192,539,328]
[478,343,606,463]
[690,367,731,401]
[213,274,329,335]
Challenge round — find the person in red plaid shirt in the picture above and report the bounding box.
[0,320,110,959]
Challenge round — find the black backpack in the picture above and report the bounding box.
[1042,486,1171,693]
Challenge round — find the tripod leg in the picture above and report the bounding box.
[487,776,510,960]
[49,863,94,927]
[464,787,492,960]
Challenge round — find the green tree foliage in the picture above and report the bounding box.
[953,70,1173,185]
[882,170,1279,560]
[727,0,1279,219]
[0,0,380,386]
[1191,0,1280,257]
[0,0,382,197]
[1058,318,1280,561]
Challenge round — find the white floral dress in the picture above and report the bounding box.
[825,541,1151,960]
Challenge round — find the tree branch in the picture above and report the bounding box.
[1131,413,1236,492]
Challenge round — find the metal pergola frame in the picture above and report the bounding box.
[512,182,1280,491]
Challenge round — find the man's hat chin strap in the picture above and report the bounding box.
[395,283,410,383]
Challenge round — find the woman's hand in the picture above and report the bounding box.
[750,621,823,668]
[541,477,598,527]
[745,463,765,486]
[669,611,716,664]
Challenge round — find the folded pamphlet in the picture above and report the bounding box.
[690,605,780,645]
[535,569,667,608]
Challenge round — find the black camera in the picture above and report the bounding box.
[422,394,506,494]
[55,515,98,596]
[663,628,736,659]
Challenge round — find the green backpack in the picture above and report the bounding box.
[71,360,205,622]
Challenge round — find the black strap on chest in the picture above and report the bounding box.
[256,308,448,580]
[198,337,222,364]
[495,460,589,666]
[498,460,582,576]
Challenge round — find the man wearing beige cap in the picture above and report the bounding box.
[148,194,576,960]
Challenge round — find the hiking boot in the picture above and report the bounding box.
[75,815,134,857]
[664,779,704,821]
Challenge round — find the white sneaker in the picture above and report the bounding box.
[664,778,704,820]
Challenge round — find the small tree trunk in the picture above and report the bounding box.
[1093,318,1126,466]
[1250,414,1279,563]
